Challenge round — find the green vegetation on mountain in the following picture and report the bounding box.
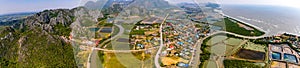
[18,29,76,67]
[0,9,77,67]
[53,24,72,36]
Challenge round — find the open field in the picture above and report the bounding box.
[102,52,126,68]
[112,42,131,50]
[121,23,135,35]
[211,43,226,56]
[203,60,218,68]
[242,42,266,52]
[100,52,154,68]
[204,35,247,56]
[206,35,227,46]
[224,38,244,46]
[202,34,247,68]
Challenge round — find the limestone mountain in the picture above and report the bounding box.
[0,8,79,67]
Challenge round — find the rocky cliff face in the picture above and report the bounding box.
[0,8,79,67]
[17,9,75,33]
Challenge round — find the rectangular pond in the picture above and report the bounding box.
[100,28,112,33]
[284,53,298,63]
[271,52,281,60]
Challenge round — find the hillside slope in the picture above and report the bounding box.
[0,8,78,67]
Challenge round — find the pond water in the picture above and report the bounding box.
[100,28,112,33]
[284,54,298,63]
[271,52,281,60]
[89,28,100,32]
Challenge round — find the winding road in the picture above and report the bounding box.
[154,14,169,68]
[99,24,124,48]
[87,24,124,68]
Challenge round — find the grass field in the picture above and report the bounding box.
[211,43,226,56]
[112,42,131,50]
[202,34,249,68]
[205,35,246,56]
[224,38,244,46]
[114,53,142,68]
[203,60,218,68]
[121,23,135,35]
[242,42,266,52]
[111,35,131,50]
[101,52,153,68]
[99,51,154,68]
[103,53,126,68]
[206,35,227,46]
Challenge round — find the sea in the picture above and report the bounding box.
[221,4,300,36]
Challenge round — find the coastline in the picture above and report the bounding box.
[220,13,268,36]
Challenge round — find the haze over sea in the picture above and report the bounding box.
[222,4,300,36]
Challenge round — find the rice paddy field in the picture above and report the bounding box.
[202,34,272,68]
[205,35,246,56]
[203,34,248,68]
[210,43,226,56]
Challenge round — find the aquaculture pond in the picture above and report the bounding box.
[284,54,298,63]
[100,28,112,33]
[271,52,281,60]
[235,49,265,60]
[89,28,100,32]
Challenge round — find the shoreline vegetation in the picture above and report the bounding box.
[221,13,266,33]
[223,16,265,36]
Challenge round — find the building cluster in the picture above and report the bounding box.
[129,17,163,50]
[262,33,300,50]
[160,18,201,67]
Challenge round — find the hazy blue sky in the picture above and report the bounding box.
[167,0,300,8]
[0,0,81,15]
[1,0,300,15]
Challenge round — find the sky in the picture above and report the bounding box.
[167,0,300,8]
[0,0,82,15]
[1,0,300,15]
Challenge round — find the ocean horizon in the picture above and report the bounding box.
[222,4,300,36]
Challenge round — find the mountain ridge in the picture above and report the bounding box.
[0,7,81,67]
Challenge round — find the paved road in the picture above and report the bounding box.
[215,31,266,39]
[87,24,124,68]
[154,14,169,68]
[99,24,124,48]
[190,31,267,68]
[190,33,212,68]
